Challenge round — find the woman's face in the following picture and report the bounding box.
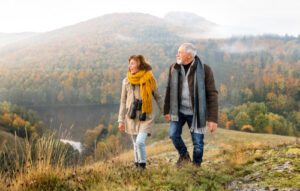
[129,59,139,74]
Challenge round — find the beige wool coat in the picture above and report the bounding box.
[118,78,164,135]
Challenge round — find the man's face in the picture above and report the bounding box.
[176,46,192,65]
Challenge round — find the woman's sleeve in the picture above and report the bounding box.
[153,88,164,114]
[118,79,127,122]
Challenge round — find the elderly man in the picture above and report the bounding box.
[164,43,218,167]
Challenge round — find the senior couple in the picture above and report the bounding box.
[118,43,218,170]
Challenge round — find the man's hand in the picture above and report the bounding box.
[208,122,217,133]
[164,114,170,121]
[118,122,125,132]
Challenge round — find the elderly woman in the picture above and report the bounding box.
[118,54,164,169]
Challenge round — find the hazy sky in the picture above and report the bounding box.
[1,0,299,36]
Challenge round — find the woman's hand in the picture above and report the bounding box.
[164,114,170,121]
[118,122,125,132]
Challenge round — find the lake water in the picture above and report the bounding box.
[60,139,83,152]
[26,104,120,141]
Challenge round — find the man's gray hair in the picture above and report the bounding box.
[181,43,197,57]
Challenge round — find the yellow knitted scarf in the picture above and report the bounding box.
[127,70,157,113]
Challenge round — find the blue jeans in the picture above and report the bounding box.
[131,132,148,163]
[169,112,204,164]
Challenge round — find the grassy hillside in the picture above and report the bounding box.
[0,129,24,153]
[1,125,299,190]
[0,129,25,175]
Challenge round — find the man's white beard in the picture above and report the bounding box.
[177,59,183,64]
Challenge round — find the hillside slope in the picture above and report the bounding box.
[0,129,24,153]
[93,126,300,190]
[0,13,182,66]
[0,32,38,48]
[3,126,299,191]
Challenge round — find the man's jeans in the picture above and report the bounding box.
[169,112,204,164]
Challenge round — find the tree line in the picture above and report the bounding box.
[0,35,299,135]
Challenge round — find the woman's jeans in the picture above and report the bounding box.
[131,132,148,163]
[169,112,204,164]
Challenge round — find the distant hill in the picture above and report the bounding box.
[0,12,221,58]
[164,11,223,38]
[0,12,186,105]
[0,32,38,48]
[0,13,182,65]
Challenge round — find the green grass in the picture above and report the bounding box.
[1,124,299,191]
[0,129,25,173]
[0,129,24,152]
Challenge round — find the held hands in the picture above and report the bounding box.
[164,114,217,132]
[208,121,218,133]
[118,122,125,132]
[164,114,170,121]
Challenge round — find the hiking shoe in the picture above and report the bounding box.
[192,162,201,167]
[175,152,191,167]
[139,163,146,170]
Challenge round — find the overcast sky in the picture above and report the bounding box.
[0,0,299,36]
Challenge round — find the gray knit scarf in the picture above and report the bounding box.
[169,56,206,133]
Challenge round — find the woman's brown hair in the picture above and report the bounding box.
[128,54,152,71]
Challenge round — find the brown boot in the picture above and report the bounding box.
[175,152,191,168]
